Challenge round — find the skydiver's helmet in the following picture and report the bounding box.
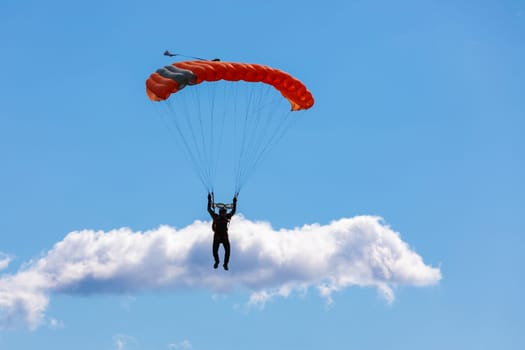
[219,208,227,215]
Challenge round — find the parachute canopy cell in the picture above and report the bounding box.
[145,60,314,111]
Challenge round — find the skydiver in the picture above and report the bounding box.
[207,193,237,271]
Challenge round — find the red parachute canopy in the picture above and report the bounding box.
[145,60,314,111]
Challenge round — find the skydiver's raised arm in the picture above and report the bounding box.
[229,195,237,217]
[207,193,215,217]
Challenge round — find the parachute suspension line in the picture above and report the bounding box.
[215,84,232,194]
[176,98,212,191]
[234,86,252,191]
[205,86,216,192]
[235,84,290,192]
[232,83,241,194]
[234,83,290,193]
[158,102,209,190]
[172,94,205,190]
[234,83,260,194]
[246,85,279,160]
[200,85,212,194]
[207,86,217,191]
[192,83,213,190]
[176,82,235,195]
[184,87,213,191]
[233,85,250,193]
[244,84,268,169]
[191,81,227,194]
[236,85,267,190]
[245,84,267,146]
[206,83,216,192]
[235,87,273,190]
[241,109,299,190]
[209,82,229,194]
[235,83,262,193]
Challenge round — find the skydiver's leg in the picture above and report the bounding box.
[223,238,231,268]
[212,237,220,268]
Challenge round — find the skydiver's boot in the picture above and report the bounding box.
[214,261,219,269]
[223,263,229,271]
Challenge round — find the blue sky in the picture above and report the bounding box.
[1,0,524,349]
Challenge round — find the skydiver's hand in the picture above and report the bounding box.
[208,193,212,201]
[233,196,237,204]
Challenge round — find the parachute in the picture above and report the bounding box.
[146,60,314,195]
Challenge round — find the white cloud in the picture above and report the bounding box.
[47,317,64,329]
[0,253,11,271]
[0,215,441,329]
[168,340,192,349]
[113,334,137,350]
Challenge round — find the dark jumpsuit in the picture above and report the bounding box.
[207,198,236,265]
